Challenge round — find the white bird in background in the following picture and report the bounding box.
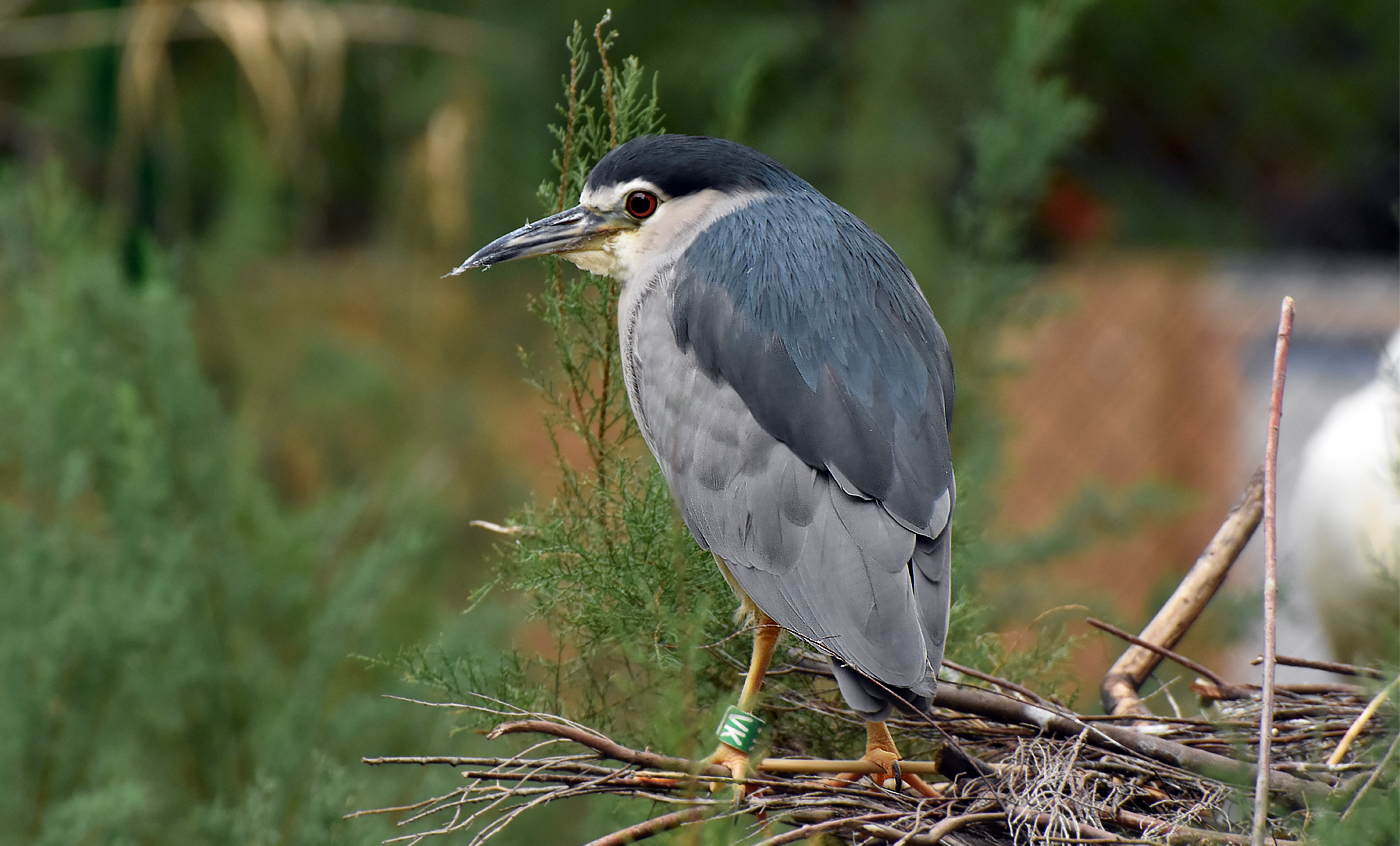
[1293,329,1400,666]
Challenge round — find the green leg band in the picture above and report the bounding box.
[715,705,765,753]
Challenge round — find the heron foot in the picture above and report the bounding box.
[826,722,941,798]
[706,741,755,799]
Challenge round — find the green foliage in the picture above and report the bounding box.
[0,165,449,845]
[1302,752,1399,845]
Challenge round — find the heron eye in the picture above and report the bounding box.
[624,190,659,219]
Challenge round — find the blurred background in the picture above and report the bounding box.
[0,0,1394,843]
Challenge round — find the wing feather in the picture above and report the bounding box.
[628,252,954,699]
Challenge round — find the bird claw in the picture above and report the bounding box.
[707,742,755,800]
[863,747,902,790]
[825,748,940,798]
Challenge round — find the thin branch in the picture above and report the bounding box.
[943,658,1060,708]
[592,11,618,148]
[581,807,709,846]
[489,719,953,777]
[916,811,1009,845]
[757,758,945,776]
[1113,809,1296,846]
[1101,470,1263,716]
[1326,675,1398,767]
[1253,296,1293,846]
[1340,726,1400,822]
[1087,617,1233,692]
[1250,653,1387,680]
[1011,808,1122,843]
[749,812,909,846]
[488,719,727,778]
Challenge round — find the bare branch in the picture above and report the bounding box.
[1088,617,1236,693]
[1250,653,1387,680]
[1101,470,1263,717]
[1253,296,1294,846]
[580,807,709,846]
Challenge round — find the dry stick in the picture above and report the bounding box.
[914,811,1011,845]
[1087,617,1234,692]
[1112,809,1299,846]
[932,685,1329,808]
[1101,470,1264,717]
[1009,808,1123,843]
[860,815,1014,846]
[749,812,909,846]
[1250,653,1387,680]
[580,806,709,846]
[943,658,1059,708]
[490,719,949,777]
[756,758,944,776]
[1189,679,1362,701]
[1253,296,1294,846]
[489,720,729,778]
[1340,726,1400,823]
[1326,675,1399,767]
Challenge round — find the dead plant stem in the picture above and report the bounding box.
[1252,296,1293,846]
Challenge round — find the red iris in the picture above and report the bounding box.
[625,190,659,219]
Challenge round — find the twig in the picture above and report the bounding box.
[488,719,956,778]
[757,758,944,776]
[1011,808,1123,843]
[916,811,1009,845]
[591,9,619,485]
[488,719,728,778]
[1253,296,1293,846]
[1250,653,1387,680]
[468,519,529,536]
[1113,809,1297,846]
[1190,680,1363,701]
[581,806,709,846]
[1326,675,1398,767]
[943,658,1060,708]
[593,11,618,148]
[1101,470,1264,716]
[1340,727,1400,823]
[1087,617,1233,692]
[749,812,908,846]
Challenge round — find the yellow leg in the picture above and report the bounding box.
[738,617,781,712]
[709,614,781,781]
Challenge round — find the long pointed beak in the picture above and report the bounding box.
[447,204,622,275]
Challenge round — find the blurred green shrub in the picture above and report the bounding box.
[0,166,453,845]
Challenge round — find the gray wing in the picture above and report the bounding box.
[627,194,954,703]
[670,193,954,536]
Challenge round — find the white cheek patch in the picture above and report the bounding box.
[563,186,769,284]
[624,189,769,279]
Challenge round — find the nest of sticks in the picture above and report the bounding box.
[357,469,1397,845]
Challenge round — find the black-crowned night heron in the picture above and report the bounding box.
[454,135,954,793]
